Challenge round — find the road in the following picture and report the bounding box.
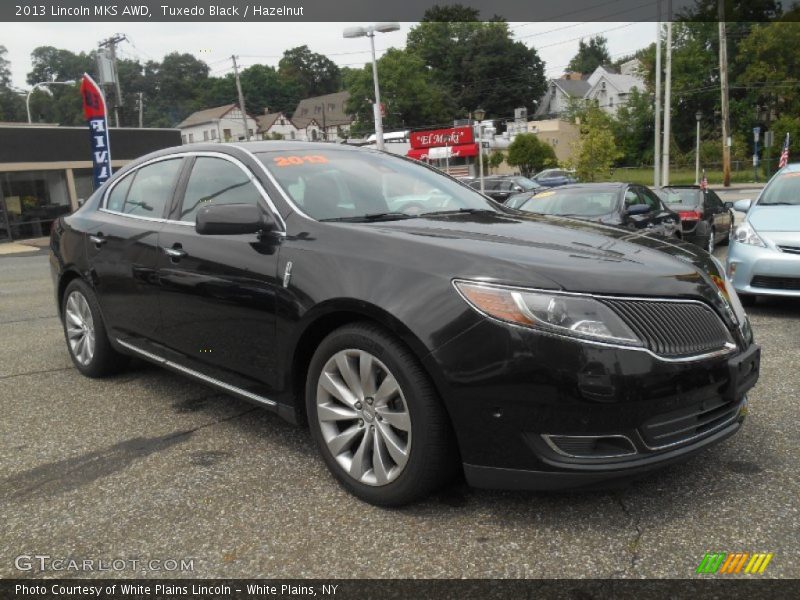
[1,248,797,579]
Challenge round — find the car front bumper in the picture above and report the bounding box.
[727,238,800,297]
[425,317,758,490]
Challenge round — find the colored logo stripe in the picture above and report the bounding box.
[697,553,773,574]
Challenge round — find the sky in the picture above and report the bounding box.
[2,21,657,91]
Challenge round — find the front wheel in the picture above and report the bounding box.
[306,323,457,506]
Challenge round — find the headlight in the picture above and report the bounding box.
[733,221,766,247]
[454,280,642,346]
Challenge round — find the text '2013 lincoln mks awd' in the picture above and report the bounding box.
[50,142,760,505]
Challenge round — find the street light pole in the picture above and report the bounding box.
[27,80,76,123]
[474,107,486,194]
[344,22,400,151]
[695,111,702,184]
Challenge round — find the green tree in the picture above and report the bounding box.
[344,48,453,134]
[570,106,620,182]
[406,12,545,120]
[506,134,557,177]
[488,150,505,173]
[611,87,654,166]
[567,36,611,74]
[0,45,25,121]
[278,45,340,101]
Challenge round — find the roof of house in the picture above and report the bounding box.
[256,112,284,131]
[588,73,644,95]
[553,79,591,98]
[291,91,352,129]
[177,104,241,128]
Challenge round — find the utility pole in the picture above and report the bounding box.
[654,0,662,188]
[98,33,127,127]
[662,20,673,187]
[718,0,731,186]
[137,92,143,128]
[231,55,249,141]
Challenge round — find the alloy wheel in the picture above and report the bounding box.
[316,349,412,486]
[65,291,96,366]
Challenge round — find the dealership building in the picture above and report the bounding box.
[0,123,180,242]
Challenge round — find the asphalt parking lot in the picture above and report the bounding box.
[1,246,797,579]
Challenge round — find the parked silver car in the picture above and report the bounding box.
[726,163,800,304]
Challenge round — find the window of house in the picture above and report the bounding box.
[203,131,209,141]
[181,134,187,144]
[179,157,261,222]
[211,129,217,139]
[188,133,194,143]
[223,129,232,141]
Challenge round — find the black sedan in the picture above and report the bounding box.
[512,183,681,239]
[50,143,759,506]
[655,186,734,253]
[467,175,542,203]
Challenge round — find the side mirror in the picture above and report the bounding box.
[723,201,734,210]
[626,203,651,216]
[77,198,86,208]
[196,203,274,235]
[733,199,752,213]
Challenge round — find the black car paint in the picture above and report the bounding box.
[50,142,757,490]
[656,186,734,248]
[516,183,681,239]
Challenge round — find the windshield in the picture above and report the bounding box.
[660,189,701,207]
[257,149,497,221]
[513,177,540,191]
[758,170,800,206]
[517,188,618,217]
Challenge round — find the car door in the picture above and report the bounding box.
[622,186,657,232]
[156,154,284,388]
[639,186,679,238]
[86,156,185,341]
[706,190,731,240]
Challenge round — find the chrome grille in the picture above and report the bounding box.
[600,298,731,358]
[640,397,742,449]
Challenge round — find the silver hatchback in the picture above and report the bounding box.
[726,163,800,303]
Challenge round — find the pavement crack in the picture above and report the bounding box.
[0,366,73,380]
[615,493,645,576]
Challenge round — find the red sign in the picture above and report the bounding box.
[80,73,107,120]
[410,126,474,149]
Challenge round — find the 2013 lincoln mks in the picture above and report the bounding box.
[50,142,760,506]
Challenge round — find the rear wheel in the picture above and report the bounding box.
[306,323,457,506]
[61,279,128,377]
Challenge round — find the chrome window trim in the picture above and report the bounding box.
[101,151,286,231]
[451,278,738,363]
[116,339,277,408]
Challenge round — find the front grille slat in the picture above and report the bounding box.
[641,398,742,449]
[601,298,731,358]
[751,275,800,290]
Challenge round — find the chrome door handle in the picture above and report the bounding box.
[89,234,106,247]
[163,246,187,259]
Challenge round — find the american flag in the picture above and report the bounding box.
[779,132,791,168]
[700,169,708,191]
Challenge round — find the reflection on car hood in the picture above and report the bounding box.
[366,211,736,323]
[748,205,800,232]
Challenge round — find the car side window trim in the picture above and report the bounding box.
[100,151,286,232]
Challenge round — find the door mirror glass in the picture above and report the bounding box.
[196,203,273,235]
[733,199,752,213]
[723,201,734,210]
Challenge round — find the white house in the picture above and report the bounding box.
[256,111,300,140]
[290,91,352,141]
[534,61,645,118]
[176,104,258,144]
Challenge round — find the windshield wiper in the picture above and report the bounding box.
[421,208,498,216]
[320,212,416,222]
[758,201,796,206]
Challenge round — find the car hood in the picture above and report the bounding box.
[365,211,741,325]
[748,205,800,232]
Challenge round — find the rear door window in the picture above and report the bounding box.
[121,159,183,218]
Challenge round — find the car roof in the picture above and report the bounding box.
[547,182,626,190]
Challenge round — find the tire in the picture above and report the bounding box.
[306,322,457,506]
[61,278,129,377]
